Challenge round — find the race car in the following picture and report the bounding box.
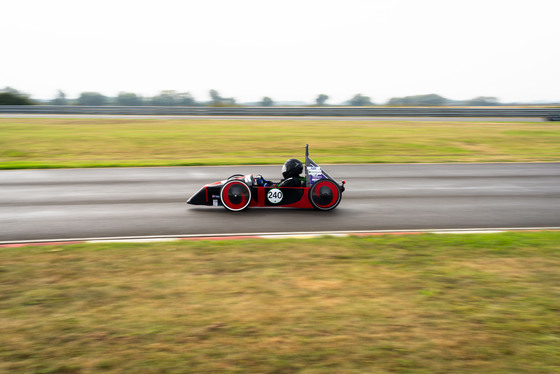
[187,145,345,211]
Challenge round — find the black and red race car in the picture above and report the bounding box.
[187,145,345,211]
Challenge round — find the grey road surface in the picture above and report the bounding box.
[1,164,559,242]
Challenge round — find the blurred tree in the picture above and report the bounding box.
[260,97,273,106]
[316,94,329,106]
[209,89,222,105]
[50,90,68,105]
[0,87,34,105]
[177,92,196,106]
[466,96,499,106]
[388,94,447,106]
[152,90,176,106]
[349,94,373,106]
[209,89,235,106]
[78,92,106,106]
[387,97,403,105]
[117,92,142,106]
[151,91,195,106]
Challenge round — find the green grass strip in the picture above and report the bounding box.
[1,118,559,169]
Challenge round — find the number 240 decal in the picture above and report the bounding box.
[267,188,283,204]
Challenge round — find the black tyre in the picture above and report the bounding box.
[220,180,252,211]
[309,179,342,211]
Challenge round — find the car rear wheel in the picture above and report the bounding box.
[309,179,341,211]
[220,180,252,211]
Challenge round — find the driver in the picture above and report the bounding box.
[278,158,303,187]
[254,158,304,187]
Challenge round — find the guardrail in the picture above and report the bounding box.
[1,105,560,119]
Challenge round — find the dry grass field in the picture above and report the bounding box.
[1,232,559,373]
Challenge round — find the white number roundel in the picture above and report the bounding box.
[267,188,283,204]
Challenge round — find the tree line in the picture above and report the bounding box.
[36,89,373,107]
[1,87,508,107]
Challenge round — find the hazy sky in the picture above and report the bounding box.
[2,0,559,104]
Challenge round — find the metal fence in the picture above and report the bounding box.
[1,105,560,118]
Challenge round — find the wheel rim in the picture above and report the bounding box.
[221,180,251,211]
[310,180,341,210]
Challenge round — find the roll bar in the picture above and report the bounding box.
[304,144,336,187]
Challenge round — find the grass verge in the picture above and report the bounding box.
[1,118,559,169]
[1,232,560,373]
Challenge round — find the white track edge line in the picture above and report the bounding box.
[1,227,559,245]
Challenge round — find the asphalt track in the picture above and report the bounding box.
[1,163,559,242]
